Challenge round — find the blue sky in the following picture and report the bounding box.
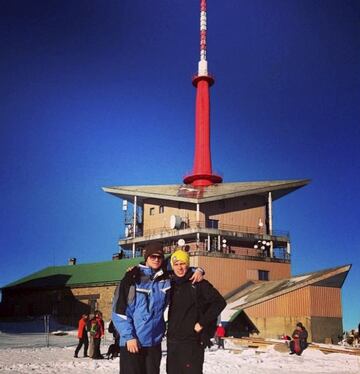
[1,0,359,329]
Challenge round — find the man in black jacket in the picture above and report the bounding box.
[166,250,226,374]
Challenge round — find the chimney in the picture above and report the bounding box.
[68,258,77,265]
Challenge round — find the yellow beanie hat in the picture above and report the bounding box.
[170,249,190,268]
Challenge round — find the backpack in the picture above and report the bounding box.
[89,319,99,336]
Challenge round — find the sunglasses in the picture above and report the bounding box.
[149,254,164,261]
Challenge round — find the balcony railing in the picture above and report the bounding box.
[189,249,290,263]
[121,221,289,241]
[120,246,290,263]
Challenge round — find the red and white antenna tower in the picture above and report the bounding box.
[183,0,222,187]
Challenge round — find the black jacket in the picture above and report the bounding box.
[167,270,226,346]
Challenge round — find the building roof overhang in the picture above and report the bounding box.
[102,179,310,204]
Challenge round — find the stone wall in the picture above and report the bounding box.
[1,284,118,325]
[71,284,117,321]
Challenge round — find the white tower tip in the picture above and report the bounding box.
[198,0,209,76]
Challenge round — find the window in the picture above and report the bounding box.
[206,219,219,229]
[258,270,269,281]
[159,205,164,214]
[150,207,155,216]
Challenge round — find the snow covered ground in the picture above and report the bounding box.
[0,337,359,374]
[0,321,359,374]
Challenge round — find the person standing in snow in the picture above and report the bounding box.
[90,310,105,359]
[74,314,89,358]
[215,323,226,349]
[112,245,171,374]
[166,250,226,374]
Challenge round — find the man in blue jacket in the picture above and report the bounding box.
[112,244,171,374]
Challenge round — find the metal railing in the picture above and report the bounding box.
[122,221,289,240]
[189,249,290,263]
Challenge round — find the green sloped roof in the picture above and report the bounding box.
[2,258,143,290]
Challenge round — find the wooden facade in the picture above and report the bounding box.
[244,285,343,342]
[245,286,341,318]
[190,255,290,295]
[143,195,267,235]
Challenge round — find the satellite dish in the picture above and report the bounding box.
[170,215,183,229]
[177,239,185,247]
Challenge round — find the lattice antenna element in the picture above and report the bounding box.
[183,0,222,187]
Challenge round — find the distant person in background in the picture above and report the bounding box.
[74,314,89,358]
[106,320,121,359]
[108,319,120,346]
[90,310,105,359]
[215,323,226,349]
[347,329,356,346]
[355,330,360,347]
[289,322,308,356]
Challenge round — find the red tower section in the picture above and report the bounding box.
[183,0,222,188]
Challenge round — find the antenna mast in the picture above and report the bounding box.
[183,0,222,187]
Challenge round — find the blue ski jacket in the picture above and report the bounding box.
[112,264,171,347]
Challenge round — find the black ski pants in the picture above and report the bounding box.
[93,337,102,359]
[167,340,205,374]
[119,344,162,374]
[216,336,225,349]
[74,336,89,357]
